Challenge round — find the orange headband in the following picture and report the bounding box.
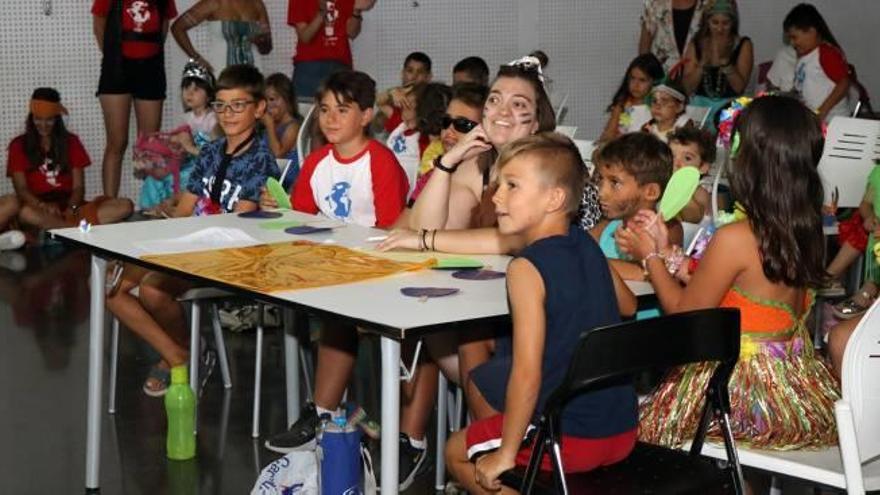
[30,99,68,119]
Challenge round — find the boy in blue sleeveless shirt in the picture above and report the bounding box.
[446,133,638,493]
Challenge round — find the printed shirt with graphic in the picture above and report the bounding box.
[386,122,429,200]
[92,0,178,59]
[794,43,850,121]
[288,0,353,66]
[291,141,409,228]
[185,135,277,216]
[641,0,705,71]
[6,133,90,197]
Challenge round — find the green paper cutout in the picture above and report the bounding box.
[659,166,701,221]
[433,257,484,270]
[259,220,304,230]
[266,177,291,209]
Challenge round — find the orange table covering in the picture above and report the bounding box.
[141,240,433,293]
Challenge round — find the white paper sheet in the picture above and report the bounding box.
[132,227,262,255]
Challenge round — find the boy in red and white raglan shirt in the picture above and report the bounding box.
[785,4,852,122]
[270,70,408,228]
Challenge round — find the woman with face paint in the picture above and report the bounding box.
[408,57,568,231]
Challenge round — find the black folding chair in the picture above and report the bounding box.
[500,308,745,495]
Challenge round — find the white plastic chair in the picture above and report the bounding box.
[556,125,577,139]
[698,298,880,493]
[573,139,596,174]
[553,92,569,124]
[817,117,880,207]
[295,104,318,169]
[685,105,712,129]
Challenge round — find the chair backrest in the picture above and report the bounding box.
[556,125,577,139]
[553,92,569,124]
[573,139,595,172]
[295,103,318,168]
[817,117,880,207]
[686,105,712,128]
[840,297,880,462]
[297,101,313,119]
[547,308,740,411]
[276,159,294,187]
[756,60,773,87]
[710,146,728,221]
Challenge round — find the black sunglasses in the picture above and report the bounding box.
[440,115,478,133]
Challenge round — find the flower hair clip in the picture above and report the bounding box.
[716,95,757,152]
[506,55,545,85]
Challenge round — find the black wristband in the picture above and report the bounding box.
[433,155,457,174]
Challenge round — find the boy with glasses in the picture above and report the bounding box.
[105,64,277,397]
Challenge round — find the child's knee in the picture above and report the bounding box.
[138,283,174,311]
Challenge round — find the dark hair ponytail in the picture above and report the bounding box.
[783,3,842,50]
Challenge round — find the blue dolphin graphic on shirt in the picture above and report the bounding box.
[391,133,407,153]
[324,182,352,218]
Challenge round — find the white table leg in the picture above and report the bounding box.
[435,372,449,490]
[283,308,301,426]
[86,255,107,490]
[380,336,401,495]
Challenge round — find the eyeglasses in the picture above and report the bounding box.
[210,100,255,114]
[441,115,478,133]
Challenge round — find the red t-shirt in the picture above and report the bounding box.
[292,140,408,228]
[92,0,178,59]
[383,107,403,134]
[818,43,849,83]
[6,134,91,198]
[288,0,353,67]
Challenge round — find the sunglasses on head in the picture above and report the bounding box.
[441,115,478,133]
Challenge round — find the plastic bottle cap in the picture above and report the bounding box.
[170,366,189,385]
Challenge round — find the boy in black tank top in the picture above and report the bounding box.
[446,133,637,493]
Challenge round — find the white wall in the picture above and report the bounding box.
[1,1,877,201]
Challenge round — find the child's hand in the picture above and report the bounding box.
[260,113,274,129]
[259,186,278,210]
[442,125,493,168]
[390,87,410,108]
[475,451,514,492]
[629,209,669,251]
[863,214,878,233]
[615,226,657,262]
[376,229,419,251]
[168,132,194,152]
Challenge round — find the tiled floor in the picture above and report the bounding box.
[0,245,846,494]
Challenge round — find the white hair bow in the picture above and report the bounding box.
[506,55,545,85]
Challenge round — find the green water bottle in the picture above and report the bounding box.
[165,366,196,460]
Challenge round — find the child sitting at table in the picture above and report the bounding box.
[106,65,277,396]
[8,87,133,232]
[385,81,429,198]
[263,70,409,454]
[591,132,682,282]
[261,70,409,228]
[641,81,693,143]
[668,126,716,223]
[617,94,839,450]
[445,133,637,492]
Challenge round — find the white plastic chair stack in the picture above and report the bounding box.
[698,298,880,494]
[818,117,880,208]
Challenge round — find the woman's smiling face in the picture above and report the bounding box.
[482,76,539,147]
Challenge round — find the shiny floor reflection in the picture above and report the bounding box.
[0,246,438,494]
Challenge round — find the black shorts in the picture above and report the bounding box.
[97,55,166,100]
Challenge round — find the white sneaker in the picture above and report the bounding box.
[0,230,25,251]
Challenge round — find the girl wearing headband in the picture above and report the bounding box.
[7,88,133,231]
[641,80,694,143]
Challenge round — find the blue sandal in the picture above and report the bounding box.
[143,366,171,397]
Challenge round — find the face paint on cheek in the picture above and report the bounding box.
[515,112,534,125]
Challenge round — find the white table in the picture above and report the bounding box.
[52,211,652,494]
